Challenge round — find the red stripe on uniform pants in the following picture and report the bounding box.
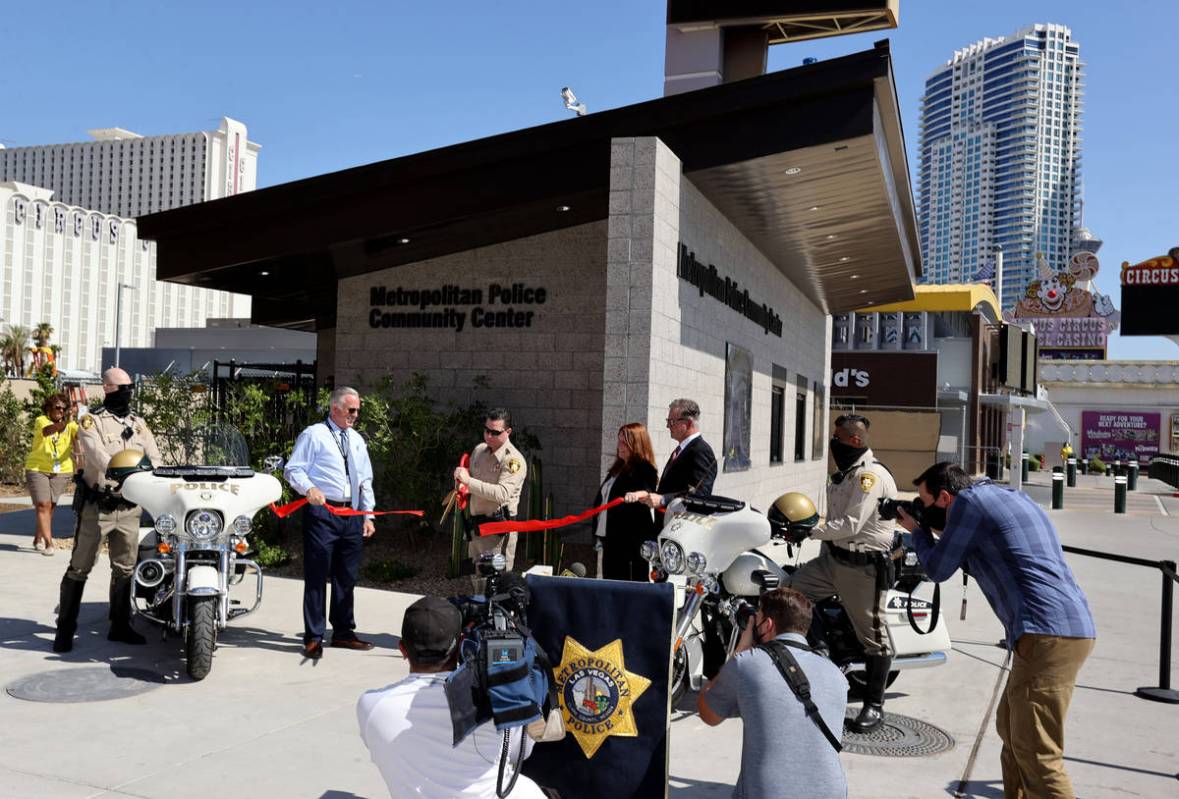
[478,497,625,537]
[269,498,424,520]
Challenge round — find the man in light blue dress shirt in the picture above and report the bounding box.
[285,386,376,659]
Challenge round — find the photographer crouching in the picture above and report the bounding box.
[897,463,1095,799]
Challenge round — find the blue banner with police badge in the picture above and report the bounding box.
[522,575,675,798]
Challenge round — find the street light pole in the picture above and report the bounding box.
[114,283,137,368]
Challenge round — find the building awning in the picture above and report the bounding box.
[138,42,920,330]
[855,283,1000,320]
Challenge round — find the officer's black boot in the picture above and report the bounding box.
[107,575,145,645]
[53,576,85,653]
[849,654,892,734]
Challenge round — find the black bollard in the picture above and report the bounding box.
[1052,469,1065,510]
[1128,459,1139,491]
[1115,475,1128,514]
[1079,459,1088,475]
[1114,459,1122,477]
[1022,452,1029,483]
[1067,457,1077,488]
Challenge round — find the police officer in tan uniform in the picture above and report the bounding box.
[453,408,527,578]
[53,367,162,653]
[781,413,899,733]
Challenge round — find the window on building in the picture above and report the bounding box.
[794,375,809,463]
[770,365,788,465]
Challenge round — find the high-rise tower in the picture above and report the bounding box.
[918,24,1082,309]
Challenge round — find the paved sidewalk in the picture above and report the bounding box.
[1,499,1177,798]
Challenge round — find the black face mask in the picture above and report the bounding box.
[830,438,868,472]
[919,499,948,531]
[104,385,134,417]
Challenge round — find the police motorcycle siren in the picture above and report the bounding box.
[643,492,950,704]
[117,427,281,681]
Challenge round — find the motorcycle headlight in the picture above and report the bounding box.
[232,515,252,536]
[154,514,177,534]
[686,551,708,575]
[660,540,685,575]
[640,540,659,562]
[185,510,223,541]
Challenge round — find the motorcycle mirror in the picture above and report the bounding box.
[263,455,284,474]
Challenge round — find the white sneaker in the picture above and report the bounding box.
[33,539,45,552]
[42,543,55,556]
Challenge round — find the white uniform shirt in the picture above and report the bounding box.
[357,672,545,799]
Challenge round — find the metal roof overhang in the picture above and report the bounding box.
[138,41,920,331]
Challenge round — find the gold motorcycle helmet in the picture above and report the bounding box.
[767,492,819,535]
[106,448,153,485]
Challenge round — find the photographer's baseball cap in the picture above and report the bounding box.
[401,596,462,662]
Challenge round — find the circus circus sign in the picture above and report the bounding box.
[1008,251,1120,358]
[1120,248,1179,286]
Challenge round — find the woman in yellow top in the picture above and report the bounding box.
[25,393,79,555]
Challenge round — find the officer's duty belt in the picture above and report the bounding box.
[830,544,903,567]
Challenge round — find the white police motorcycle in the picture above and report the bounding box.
[642,493,950,702]
[119,427,281,680]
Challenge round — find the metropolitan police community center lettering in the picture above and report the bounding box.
[369,283,547,332]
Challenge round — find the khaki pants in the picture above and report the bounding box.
[66,502,140,581]
[997,634,1094,799]
[784,545,892,657]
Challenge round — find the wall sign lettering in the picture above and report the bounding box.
[676,243,783,337]
[368,282,547,332]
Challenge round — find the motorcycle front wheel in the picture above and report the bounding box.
[670,645,689,705]
[186,596,217,681]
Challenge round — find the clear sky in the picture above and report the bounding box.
[4,1,1176,359]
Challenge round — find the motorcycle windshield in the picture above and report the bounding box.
[156,423,251,468]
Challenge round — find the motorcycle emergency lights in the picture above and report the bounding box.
[232,515,252,536]
[154,514,177,534]
[660,540,686,574]
[186,510,223,541]
[686,551,708,576]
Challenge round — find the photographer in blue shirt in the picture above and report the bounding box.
[898,463,1095,799]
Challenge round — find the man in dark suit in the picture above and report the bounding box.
[627,398,717,509]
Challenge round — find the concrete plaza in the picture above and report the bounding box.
[0,476,1176,798]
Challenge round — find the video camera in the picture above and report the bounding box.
[445,554,558,797]
[878,497,925,525]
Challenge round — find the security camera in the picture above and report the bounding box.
[561,86,587,117]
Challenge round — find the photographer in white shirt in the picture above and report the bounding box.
[357,597,547,799]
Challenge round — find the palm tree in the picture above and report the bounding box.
[33,322,53,347]
[1,325,32,377]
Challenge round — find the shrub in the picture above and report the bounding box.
[0,382,30,483]
[365,558,420,582]
[1089,456,1107,475]
[1026,457,1039,472]
[252,538,291,569]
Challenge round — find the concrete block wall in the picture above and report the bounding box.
[336,222,609,516]
[605,136,831,512]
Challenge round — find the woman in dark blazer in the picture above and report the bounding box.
[594,423,659,581]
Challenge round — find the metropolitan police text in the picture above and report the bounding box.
[369,283,547,332]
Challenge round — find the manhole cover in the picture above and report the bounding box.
[840,710,955,757]
[7,666,164,703]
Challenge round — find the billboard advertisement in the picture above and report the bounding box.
[1081,411,1161,463]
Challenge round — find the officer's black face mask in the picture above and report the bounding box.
[830,437,867,471]
[104,385,134,417]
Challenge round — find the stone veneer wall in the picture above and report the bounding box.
[605,137,831,512]
[335,222,609,516]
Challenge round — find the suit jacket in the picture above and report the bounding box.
[657,436,718,498]
[593,461,660,543]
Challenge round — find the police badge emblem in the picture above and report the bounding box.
[553,637,651,758]
[859,473,877,493]
[507,457,523,474]
[80,415,94,431]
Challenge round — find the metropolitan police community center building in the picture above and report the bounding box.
[139,43,921,518]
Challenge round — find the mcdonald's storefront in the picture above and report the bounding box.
[139,44,921,518]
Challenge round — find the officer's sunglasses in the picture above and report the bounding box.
[484,427,507,437]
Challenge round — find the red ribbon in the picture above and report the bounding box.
[457,453,470,510]
[269,498,424,520]
[479,497,624,537]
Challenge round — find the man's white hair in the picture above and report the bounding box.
[329,386,360,408]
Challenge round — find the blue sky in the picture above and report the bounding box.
[4,1,1176,359]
